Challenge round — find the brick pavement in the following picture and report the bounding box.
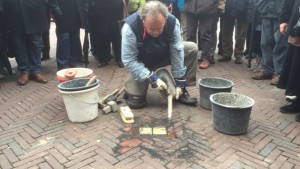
[0,25,300,169]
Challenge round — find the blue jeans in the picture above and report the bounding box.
[12,32,42,74]
[56,29,81,70]
[260,18,288,75]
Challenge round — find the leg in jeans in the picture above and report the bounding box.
[27,33,42,73]
[260,18,275,75]
[12,32,30,74]
[56,32,70,70]
[273,30,288,75]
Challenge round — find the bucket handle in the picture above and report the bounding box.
[68,94,99,104]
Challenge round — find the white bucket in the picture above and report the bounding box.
[58,84,99,122]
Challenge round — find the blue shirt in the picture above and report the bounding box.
[121,18,186,82]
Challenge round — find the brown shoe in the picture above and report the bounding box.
[271,75,280,85]
[252,72,272,80]
[199,60,210,69]
[30,73,48,84]
[18,73,29,85]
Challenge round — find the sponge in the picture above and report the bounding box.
[120,106,134,123]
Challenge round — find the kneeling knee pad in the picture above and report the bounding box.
[124,92,147,109]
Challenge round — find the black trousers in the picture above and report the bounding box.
[94,32,121,63]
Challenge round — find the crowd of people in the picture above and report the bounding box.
[0,0,299,120]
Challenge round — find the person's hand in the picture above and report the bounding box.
[174,78,185,100]
[280,23,288,35]
[148,72,168,91]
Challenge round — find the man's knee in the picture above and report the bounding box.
[124,91,147,109]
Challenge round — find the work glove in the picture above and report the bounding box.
[148,72,168,91]
[174,78,185,100]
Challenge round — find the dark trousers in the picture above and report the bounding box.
[94,32,121,63]
[56,29,81,70]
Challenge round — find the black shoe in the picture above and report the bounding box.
[41,54,50,61]
[295,114,300,122]
[218,56,231,62]
[280,102,300,114]
[98,62,108,68]
[178,88,197,105]
[117,61,124,68]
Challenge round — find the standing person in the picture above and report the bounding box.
[4,0,49,85]
[88,0,124,68]
[121,1,198,109]
[252,0,289,85]
[185,0,219,69]
[277,0,300,121]
[49,0,85,70]
[218,0,248,64]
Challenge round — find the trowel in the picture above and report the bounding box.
[156,68,176,123]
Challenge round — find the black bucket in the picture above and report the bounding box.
[58,78,99,91]
[210,92,254,135]
[198,77,234,110]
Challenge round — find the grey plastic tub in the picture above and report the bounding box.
[210,92,254,135]
[198,77,234,110]
[58,78,99,91]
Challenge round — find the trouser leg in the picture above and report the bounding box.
[234,18,248,59]
[260,18,275,75]
[182,41,198,86]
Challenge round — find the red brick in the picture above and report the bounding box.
[48,148,68,164]
[120,139,142,148]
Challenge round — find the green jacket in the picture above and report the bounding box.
[128,0,145,13]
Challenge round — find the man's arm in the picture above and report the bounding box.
[121,23,151,81]
[169,19,186,79]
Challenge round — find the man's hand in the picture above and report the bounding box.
[280,23,288,35]
[148,72,168,91]
[174,78,185,100]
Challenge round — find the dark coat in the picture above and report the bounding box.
[256,0,283,19]
[3,0,48,34]
[279,0,300,37]
[88,0,123,34]
[0,0,4,33]
[184,0,218,15]
[49,0,85,33]
[247,0,262,25]
[224,0,248,19]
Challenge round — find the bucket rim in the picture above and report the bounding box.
[58,78,99,91]
[58,84,99,94]
[209,92,255,109]
[198,77,234,89]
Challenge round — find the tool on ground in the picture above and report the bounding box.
[98,87,125,114]
[120,106,134,123]
[85,76,97,87]
[156,69,176,122]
